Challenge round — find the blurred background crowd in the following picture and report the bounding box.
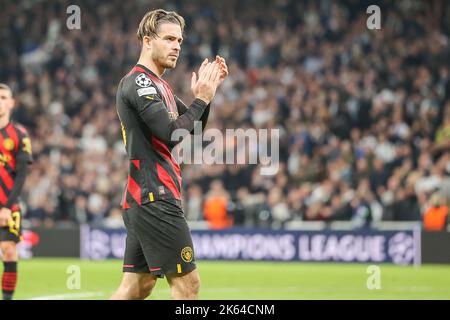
[0,0,449,230]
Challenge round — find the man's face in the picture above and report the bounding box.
[149,22,183,69]
[0,89,14,118]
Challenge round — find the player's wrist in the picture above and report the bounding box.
[194,96,210,106]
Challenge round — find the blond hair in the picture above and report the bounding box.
[137,9,185,43]
[0,83,13,97]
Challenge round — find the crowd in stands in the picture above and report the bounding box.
[1,0,449,230]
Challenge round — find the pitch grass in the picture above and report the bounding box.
[11,258,450,300]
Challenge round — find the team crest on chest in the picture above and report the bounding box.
[3,138,14,151]
[135,73,153,87]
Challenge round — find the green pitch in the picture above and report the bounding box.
[11,258,450,300]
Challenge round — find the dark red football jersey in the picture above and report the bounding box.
[0,122,33,209]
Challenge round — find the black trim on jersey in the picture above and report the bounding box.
[174,96,210,134]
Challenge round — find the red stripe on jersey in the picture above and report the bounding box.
[127,66,140,77]
[127,175,142,205]
[160,79,177,111]
[152,136,182,187]
[132,159,140,170]
[148,76,170,109]
[0,186,8,205]
[156,162,181,200]
[5,124,19,153]
[1,125,18,170]
[123,198,130,209]
[133,65,162,102]
[4,151,15,171]
[145,73,176,113]
[158,81,175,112]
[132,66,146,75]
[121,184,131,209]
[0,166,14,190]
[123,264,134,268]
[0,130,16,170]
[149,267,162,271]
[132,66,177,114]
[0,131,11,169]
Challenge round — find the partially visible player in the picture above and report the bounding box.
[0,83,33,300]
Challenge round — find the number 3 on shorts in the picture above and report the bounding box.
[8,212,21,236]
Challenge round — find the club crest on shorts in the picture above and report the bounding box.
[3,138,14,151]
[181,247,193,262]
[135,73,152,87]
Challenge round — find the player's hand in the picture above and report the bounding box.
[0,207,12,227]
[191,59,221,105]
[215,55,228,85]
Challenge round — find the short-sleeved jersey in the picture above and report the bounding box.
[0,122,33,208]
[116,64,185,209]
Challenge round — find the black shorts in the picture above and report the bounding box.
[0,210,22,243]
[122,200,196,278]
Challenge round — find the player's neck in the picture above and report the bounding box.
[137,57,165,78]
[0,116,10,130]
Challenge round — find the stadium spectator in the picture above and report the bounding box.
[423,193,449,231]
[203,180,232,229]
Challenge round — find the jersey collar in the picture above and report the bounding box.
[136,64,160,79]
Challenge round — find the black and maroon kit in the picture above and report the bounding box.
[0,122,32,300]
[0,122,32,243]
[116,64,209,277]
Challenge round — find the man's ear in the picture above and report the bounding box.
[143,36,152,50]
